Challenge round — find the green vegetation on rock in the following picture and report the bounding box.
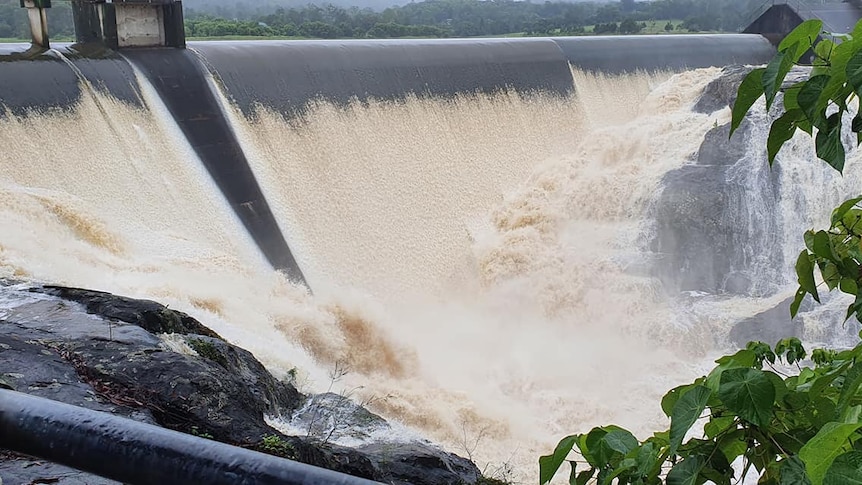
[188,338,229,368]
[540,17,862,485]
[259,434,296,459]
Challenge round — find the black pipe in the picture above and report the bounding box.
[0,390,381,485]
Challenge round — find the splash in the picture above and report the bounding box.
[212,66,730,481]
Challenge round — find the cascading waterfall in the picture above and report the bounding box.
[1,61,859,484]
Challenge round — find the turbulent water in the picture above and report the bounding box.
[2,62,860,483]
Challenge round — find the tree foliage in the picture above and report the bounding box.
[540,18,862,485]
[540,339,862,484]
[181,0,765,40]
[0,0,74,40]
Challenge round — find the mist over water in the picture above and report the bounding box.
[3,63,857,483]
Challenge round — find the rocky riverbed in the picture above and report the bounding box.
[0,280,488,485]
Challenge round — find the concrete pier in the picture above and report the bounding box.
[71,0,185,49]
[20,0,51,48]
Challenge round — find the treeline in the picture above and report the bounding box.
[186,0,769,39]
[0,0,74,39]
[1,0,848,41]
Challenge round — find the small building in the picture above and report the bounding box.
[744,1,862,46]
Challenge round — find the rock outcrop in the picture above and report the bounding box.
[728,296,806,347]
[0,281,481,485]
[653,65,784,297]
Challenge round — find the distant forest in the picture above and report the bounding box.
[185,0,766,38]
[0,0,850,41]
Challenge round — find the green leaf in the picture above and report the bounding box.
[577,433,596,467]
[768,110,802,164]
[815,113,846,173]
[540,434,577,484]
[781,456,812,485]
[791,287,808,318]
[567,461,577,485]
[843,405,862,424]
[779,19,823,61]
[707,349,758,392]
[823,451,862,485]
[731,68,765,136]
[847,49,862,92]
[813,230,836,260]
[821,262,842,291]
[785,82,806,111]
[833,197,862,226]
[812,362,852,401]
[634,441,659,477]
[837,364,862,421]
[805,230,817,252]
[827,39,857,87]
[852,111,862,146]
[603,457,637,484]
[800,422,862,485]
[718,429,747,463]
[766,370,790,403]
[841,278,859,296]
[602,429,638,457]
[764,50,796,110]
[666,456,706,485]
[718,368,776,427]
[797,250,820,303]
[662,384,693,417]
[815,39,836,65]
[586,427,636,467]
[574,468,594,485]
[669,385,711,456]
[704,415,736,439]
[715,349,758,368]
[798,75,831,127]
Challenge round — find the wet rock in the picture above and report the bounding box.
[291,392,390,443]
[653,111,782,296]
[729,296,808,347]
[0,450,120,485]
[0,283,482,484]
[359,443,482,485]
[694,65,752,114]
[696,123,750,167]
[32,285,221,338]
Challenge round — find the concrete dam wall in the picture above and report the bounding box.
[0,35,776,287]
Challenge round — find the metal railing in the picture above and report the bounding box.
[0,390,383,485]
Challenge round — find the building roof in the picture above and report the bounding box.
[795,2,861,34]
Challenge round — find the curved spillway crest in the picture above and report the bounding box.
[551,34,776,73]
[190,38,577,117]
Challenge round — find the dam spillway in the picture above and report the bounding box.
[1,31,830,484]
[0,34,775,288]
